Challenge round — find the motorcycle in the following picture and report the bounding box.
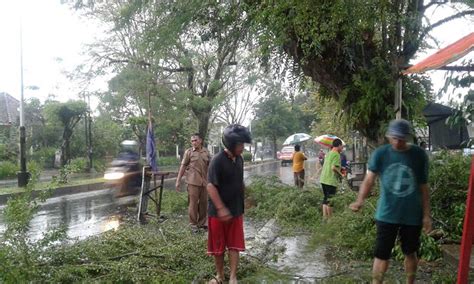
[104,153,142,197]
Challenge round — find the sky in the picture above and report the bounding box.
[0,0,105,107]
[0,1,472,109]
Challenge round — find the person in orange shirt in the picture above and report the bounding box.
[292,144,307,188]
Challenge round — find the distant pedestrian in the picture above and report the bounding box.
[340,151,348,177]
[349,119,432,284]
[318,149,325,166]
[319,139,344,219]
[207,124,251,284]
[420,141,427,150]
[176,133,211,233]
[292,144,307,188]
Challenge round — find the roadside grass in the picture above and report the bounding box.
[1,164,459,282]
[45,215,286,282]
[41,189,286,282]
[0,178,105,195]
[0,183,287,282]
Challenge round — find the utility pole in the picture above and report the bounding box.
[394,78,402,119]
[83,93,93,171]
[87,95,93,171]
[17,16,30,187]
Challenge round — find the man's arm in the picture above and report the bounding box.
[175,164,186,192]
[331,165,343,176]
[175,150,189,192]
[349,171,377,211]
[420,183,432,233]
[207,183,232,222]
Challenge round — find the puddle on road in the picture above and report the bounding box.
[244,218,331,282]
[0,190,136,241]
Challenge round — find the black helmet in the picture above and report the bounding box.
[222,124,252,152]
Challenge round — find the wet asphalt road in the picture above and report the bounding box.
[0,158,320,241]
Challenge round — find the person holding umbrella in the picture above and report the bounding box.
[292,144,307,188]
[319,138,344,219]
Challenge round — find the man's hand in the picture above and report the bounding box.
[217,207,232,223]
[349,201,363,212]
[422,216,432,234]
[175,180,181,192]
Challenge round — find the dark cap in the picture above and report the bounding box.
[386,119,412,141]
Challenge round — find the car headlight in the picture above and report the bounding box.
[104,172,125,180]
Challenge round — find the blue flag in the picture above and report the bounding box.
[146,120,158,172]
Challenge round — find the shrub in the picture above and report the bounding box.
[0,143,17,162]
[27,161,43,178]
[0,161,18,179]
[246,176,323,232]
[242,151,252,162]
[157,156,180,167]
[93,159,106,173]
[69,157,89,173]
[53,163,81,184]
[30,147,56,168]
[429,151,470,241]
[0,171,65,282]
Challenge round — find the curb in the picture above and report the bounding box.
[0,160,279,205]
[441,244,474,271]
[0,182,105,205]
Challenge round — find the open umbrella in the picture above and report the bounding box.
[283,133,312,145]
[314,134,344,148]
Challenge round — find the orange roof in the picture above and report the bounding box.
[403,32,474,74]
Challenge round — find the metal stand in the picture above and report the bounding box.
[348,162,367,191]
[137,166,170,222]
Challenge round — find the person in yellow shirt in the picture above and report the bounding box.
[292,144,307,188]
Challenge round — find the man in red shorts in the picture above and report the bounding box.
[206,124,251,284]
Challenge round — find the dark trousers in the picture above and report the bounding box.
[294,170,305,188]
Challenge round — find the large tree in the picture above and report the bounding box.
[43,100,87,166]
[98,66,196,155]
[247,0,474,142]
[75,0,257,142]
[252,87,300,157]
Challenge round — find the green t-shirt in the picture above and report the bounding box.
[320,150,341,187]
[368,144,428,226]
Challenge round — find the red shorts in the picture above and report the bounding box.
[207,215,245,255]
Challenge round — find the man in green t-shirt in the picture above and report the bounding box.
[319,138,344,219]
[349,119,432,284]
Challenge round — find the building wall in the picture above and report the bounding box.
[0,92,20,126]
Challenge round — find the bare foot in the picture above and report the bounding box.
[229,278,238,284]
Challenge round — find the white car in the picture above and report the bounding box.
[277,146,295,166]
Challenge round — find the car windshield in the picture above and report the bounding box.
[282,147,294,153]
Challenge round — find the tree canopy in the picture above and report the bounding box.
[77,0,260,143]
[246,0,473,142]
[43,100,87,165]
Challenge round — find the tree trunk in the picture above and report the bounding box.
[61,128,72,166]
[196,111,211,145]
[60,143,66,167]
[65,138,70,165]
[272,136,278,159]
